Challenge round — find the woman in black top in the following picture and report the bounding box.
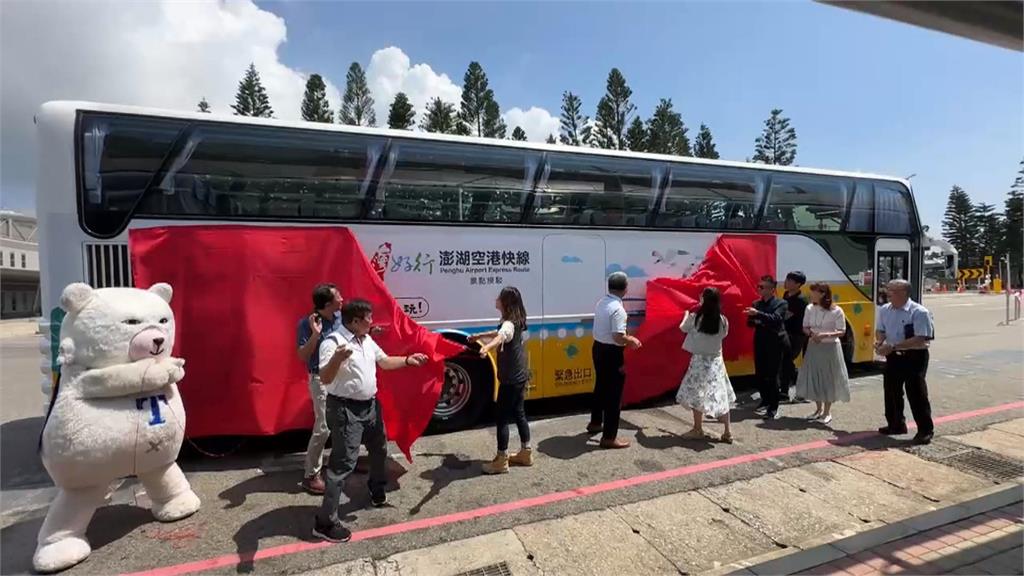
[470,287,533,474]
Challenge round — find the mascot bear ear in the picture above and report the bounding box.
[148,283,173,303]
[60,283,94,314]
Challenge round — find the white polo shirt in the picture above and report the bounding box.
[318,325,387,400]
[593,294,627,346]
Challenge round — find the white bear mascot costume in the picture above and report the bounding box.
[33,282,200,573]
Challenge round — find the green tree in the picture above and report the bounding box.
[196,97,211,113]
[511,126,528,141]
[300,74,333,123]
[545,133,557,145]
[421,98,459,134]
[973,203,1004,265]
[625,117,648,152]
[558,91,591,146]
[232,63,274,118]
[387,92,416,130]
[593,68,635,150]
[942,185,978,266]
[646,98,690,156]
[694,123,720,159]
[458,62,505,138]
[1004,159,1024,286]
[752,108,797,165]
[339,62,376,126]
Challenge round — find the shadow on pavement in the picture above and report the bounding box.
[408,453,478,516]
[1,417,50,490]
[232,504,320,574]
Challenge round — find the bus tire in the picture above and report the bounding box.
[841,322,854,368]
[429,356,491,433]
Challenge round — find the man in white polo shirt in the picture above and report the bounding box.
[313,299,428,543]
[587,271,642,449]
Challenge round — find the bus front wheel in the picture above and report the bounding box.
[430,357,490,433]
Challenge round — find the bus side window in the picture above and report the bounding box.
[657,166,763,230]
[765,174,848,232]
[847,181,874,232]
[874,182,913,235]
[531,153,658,226]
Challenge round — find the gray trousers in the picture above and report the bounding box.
[317,395,388,526]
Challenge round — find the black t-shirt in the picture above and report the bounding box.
[783,291,808,335]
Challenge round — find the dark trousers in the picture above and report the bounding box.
[754,335,786,412]
[591,342,625,440]
[317,395,387,526]
[883,350,933,434]
[781,331,806,398]
[496,382,530,452]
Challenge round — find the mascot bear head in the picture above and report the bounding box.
[58,282,176,370]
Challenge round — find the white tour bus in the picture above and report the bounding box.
[34,101,924,432]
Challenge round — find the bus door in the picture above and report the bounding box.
[875,238,912,305]
[540,234,607,399]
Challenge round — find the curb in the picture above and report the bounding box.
[706,482,1023,576]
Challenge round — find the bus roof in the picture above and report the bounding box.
[37,100,913,189]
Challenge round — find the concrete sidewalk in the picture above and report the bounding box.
[298,419,1024,576]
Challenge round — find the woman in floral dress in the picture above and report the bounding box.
[676,287,736,443]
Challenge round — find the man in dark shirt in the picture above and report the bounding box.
[780,271,808,403]
[745,275,789,420]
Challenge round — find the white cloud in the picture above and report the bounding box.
[366,47,462,128]
[0,0,341,212]
[503,107,560,142]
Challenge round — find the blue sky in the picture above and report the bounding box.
[259,0,1022,232]
[2,0,1020,235]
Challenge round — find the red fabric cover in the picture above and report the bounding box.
[129,225,464,460]
[623,234,777,405]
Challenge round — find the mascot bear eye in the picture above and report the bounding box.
[159,318,169,324]
[123,319,142,326]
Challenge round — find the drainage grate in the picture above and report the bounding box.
[902,438,975,460]
[453,562,513,576]
[938,450,1024,483]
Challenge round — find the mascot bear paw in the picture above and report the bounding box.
[33,282,200,573]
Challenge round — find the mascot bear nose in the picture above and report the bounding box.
[153,337,165,347]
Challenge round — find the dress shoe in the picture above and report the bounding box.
[878,425,908,435]
[912,432,934,445]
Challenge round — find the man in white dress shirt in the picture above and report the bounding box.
[312,299,428,543]
[587,272,642,449]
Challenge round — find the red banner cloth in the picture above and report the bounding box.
[623,234,777,406]
[129,225,464,460]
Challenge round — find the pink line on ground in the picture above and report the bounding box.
[123,400,1024,576]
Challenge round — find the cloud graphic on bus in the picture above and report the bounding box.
[561,255,583,264]
[606,264,648,278]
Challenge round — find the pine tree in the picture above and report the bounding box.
[387,92,416,130]
[593,68,635,150]
[625,117,648,152]
[1004,159,1024,286]
[558,91,591,146]
[646,98,690,156]
[457,62,505,138]
[942,185,978,266]
[752,108,797,165]
[694,124,720,159]
[421,98,459,134]
[973,203,1004,265]
[232,63,274,118]
[300,74,333,123]
[483,99,507,139]
[545,133,557,145]
[511,126,528,141]
[339,62,376,127]
[197,98,211,113]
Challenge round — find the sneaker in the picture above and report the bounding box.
[301,474,326,495]
[753,406,768,416]
[312,520,351,543]
[370,489,387,508]
[509,447,534,467]
[763,410,778,421]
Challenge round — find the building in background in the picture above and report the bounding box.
[0,211,40,319]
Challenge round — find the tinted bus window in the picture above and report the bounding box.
[135,125,383,220]
[79,114,187,237]
[764,174,848,232]
[657,165,764,229]
[373,140,539,223]
[875,182,914,235]
[531,154,661,226]
[847,180,874,232]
